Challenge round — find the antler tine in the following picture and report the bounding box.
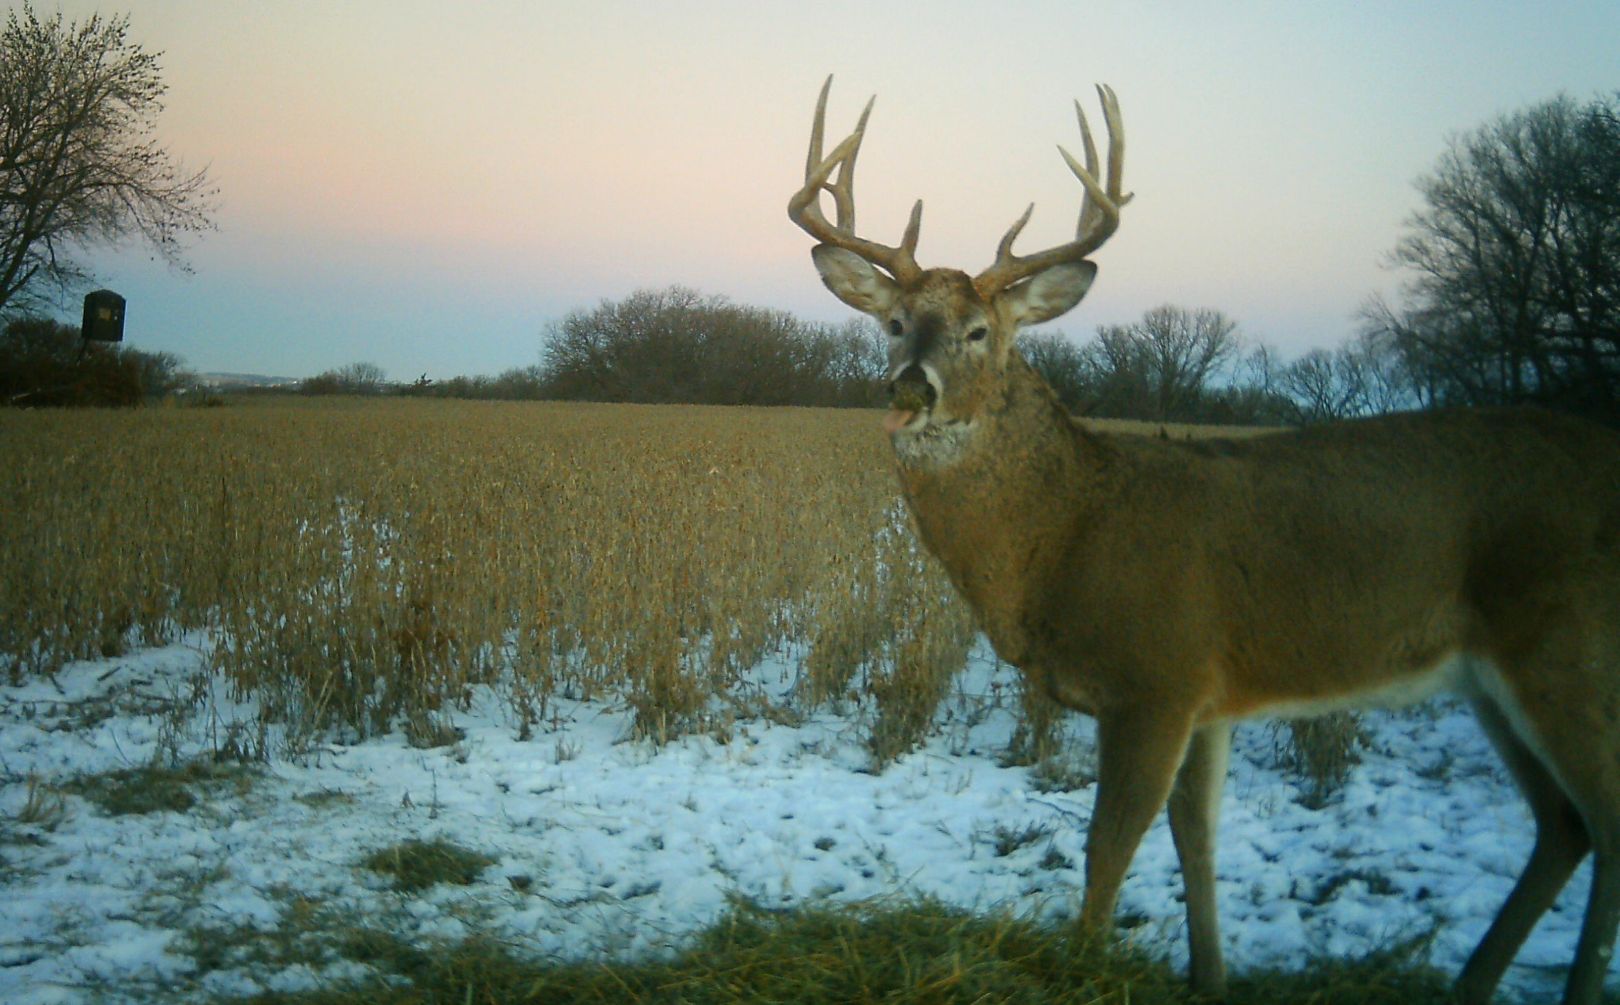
[1067,92,1103,232]
[827,96,873,232]
[1100,84,1127,204]
[1066,84,1132,237]
[804,76,830,182]
[787,76,923,283]
[974,84,1131,298]
[992,203,1036,266]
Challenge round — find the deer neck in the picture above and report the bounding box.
[892,357,1097,660]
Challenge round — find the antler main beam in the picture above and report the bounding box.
[973,84,1132,297]
[788,79,1128,294]
[786,76,923,284]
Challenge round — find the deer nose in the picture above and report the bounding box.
[888,364,937,410]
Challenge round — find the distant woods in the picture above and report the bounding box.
[397,287,885,409]
[537,287,883,408]
[383,291,1397,426]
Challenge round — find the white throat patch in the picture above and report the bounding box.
[891,419,975,467]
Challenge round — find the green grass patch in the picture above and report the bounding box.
[359,837,497,892]
[219,898,1457,1005]
[66,760,256,816]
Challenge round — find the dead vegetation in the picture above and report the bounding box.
[1,398,1354,784]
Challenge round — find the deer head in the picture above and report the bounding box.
[788,77,1130,447]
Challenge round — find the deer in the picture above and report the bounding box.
[787,76,1620,1005]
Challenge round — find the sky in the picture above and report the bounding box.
[38,0,1620,379]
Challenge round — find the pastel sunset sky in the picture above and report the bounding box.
[45,1,1620,379]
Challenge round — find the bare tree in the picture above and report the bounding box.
[1280,329,1421,423]
[300,361,388,396]
[1136,305,1242,419]
[1348,328,1422,416]
[1085,305,1243,421]
[1018,330,1092,411]
[0,4,216,315]
[1383,92,1620,420]
[1279,349,1350,423]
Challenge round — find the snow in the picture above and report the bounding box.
[1,635,1612,1002]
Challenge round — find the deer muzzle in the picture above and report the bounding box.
[885,364,937,433]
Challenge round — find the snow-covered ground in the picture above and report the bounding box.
[0,635,1610,1003]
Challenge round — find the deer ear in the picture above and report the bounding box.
[811,245,901,316]
[998,261,1097,328]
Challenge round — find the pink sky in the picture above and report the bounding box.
[45,0,1620,378]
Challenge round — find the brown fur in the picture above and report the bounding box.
[813,255,1620,1005]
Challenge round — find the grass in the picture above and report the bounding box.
[211,899,1456,1005]
[65,759,256,816]
[359,837,498,892]
[986,821,1057,858]
[1271,713,1372,809]
[13,777,70,829]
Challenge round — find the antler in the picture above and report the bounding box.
[787,76,923,284]
[973,84,1132,298]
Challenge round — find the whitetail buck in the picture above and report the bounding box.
[788,77,1620,1004]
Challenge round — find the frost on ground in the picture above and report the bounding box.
[0,636,1610,1003]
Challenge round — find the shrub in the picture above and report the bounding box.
[1,315,184,406]
[540,286,884,407]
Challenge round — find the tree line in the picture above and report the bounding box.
[392,287,885,408]
[303,293,1406,427]
[998,308,1415,427]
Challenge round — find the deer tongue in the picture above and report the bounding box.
[883,409,916,435]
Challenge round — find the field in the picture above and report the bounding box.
[1,397,984,762]
[1,399,1609,1003]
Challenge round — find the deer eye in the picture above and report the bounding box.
[968,326,988,342]
[887,319,903,337]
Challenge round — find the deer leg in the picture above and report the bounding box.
[1563,840,1620,1005]
[1168,720,1231,998]
[1080,705,1197,937]
[1456,694,1591,1004]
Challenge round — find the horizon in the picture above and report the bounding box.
[27,1,1620,380]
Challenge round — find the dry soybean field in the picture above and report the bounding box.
[1,397,985,761]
